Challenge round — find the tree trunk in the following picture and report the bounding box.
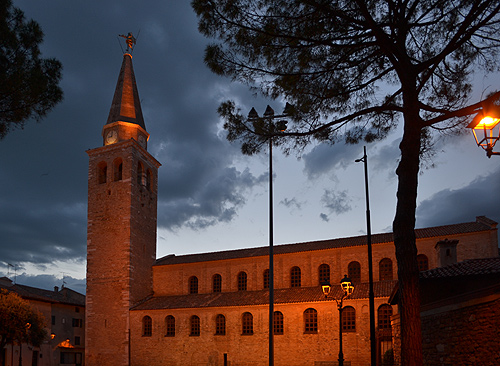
[393,107,423,365]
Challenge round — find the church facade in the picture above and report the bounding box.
[85,52,499,366]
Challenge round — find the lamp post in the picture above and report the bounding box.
[468,103,500,158]
[355,146,376,365]
[322,275,355,366]
[247,105,288,366]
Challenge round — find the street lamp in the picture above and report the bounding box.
[355,146,376,366]
[467,103,500,158]
[322,275,355,366]
[247,105,288,366]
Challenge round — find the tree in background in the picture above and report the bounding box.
[0,289,47,366]
[192,1,500,364]
[0,0,63,139]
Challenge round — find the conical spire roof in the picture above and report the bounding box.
[106,53,145,130]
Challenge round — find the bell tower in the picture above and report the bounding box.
[85,48,160,366]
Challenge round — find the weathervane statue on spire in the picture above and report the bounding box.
[119,32,136,53]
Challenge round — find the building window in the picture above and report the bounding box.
[318,264,330,284]
[379,258,393,281]
[190,315,200,336]
[137,161,146,186]
[348,261,361,283]
[72,318,83,327]
[237,271,247,291]
[51,316,55,325]
[213,274,222,292]
[74,336,80,346]
[304,308,318,334]
[97,162,107,184]
[189,276,198,294]
[215,314,226,335]
[263,269,270,289]
[342,306,356,332]
[417,254,429,271]
[142,316,152,337]
[165,315,175,337]
[113,158,123,181]
[242,312,253,335]
[291,266,301,288]
[273,311,284,335]
[378,304,393,330]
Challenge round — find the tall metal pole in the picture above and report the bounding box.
[357,146,377,365]
[269,131,274,366]
[338,299,344,366]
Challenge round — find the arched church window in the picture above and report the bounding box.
[113,158,122,181]
[189,276,198,294]
[342,307,356,332]
[379,258,393,281]
[97,162,107,184]
[242,312,253,335]
[263,269,270,289]
[291,266,301,287]
[378,304,393,330]
[142,316,152,337]
[215,314,226,335]
[348,261,361,283]
[190,315,200,336]
[273,311,284,335]
[165,315,175,337]
[318,264,330,285]
[213,274,222,293]
[303,308,318,334]
[237,271,247,291]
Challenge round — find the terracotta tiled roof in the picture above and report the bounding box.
[155,217,496,266]
[0,281,85,306]
[132,280,397,311]
[420,257,500,279]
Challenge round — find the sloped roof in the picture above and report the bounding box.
[155,217,496,266]
[0,280,85,306]
[419,257,500,279]
[106,53,145,129]
[132,280,397,311]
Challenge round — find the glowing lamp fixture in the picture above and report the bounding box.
[468,105,500,158]
[340,275,354,296]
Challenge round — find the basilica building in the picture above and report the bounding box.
[85,51,499,366]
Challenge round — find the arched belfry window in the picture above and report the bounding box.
[137,161,145,186]
[113,158,123,181]
[146,169,152,190]
[97,162,107,184]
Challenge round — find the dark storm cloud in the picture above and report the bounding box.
[416,167,500,228]
[302,143,361,179]
[320,189,352,221]
[0,1,264,269]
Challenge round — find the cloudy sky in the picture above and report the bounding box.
[1,0,499,295]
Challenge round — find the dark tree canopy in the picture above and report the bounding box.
[0,289,47,355]
[194,0,500,155]
[0,0,63,139]
[193,1,500,365]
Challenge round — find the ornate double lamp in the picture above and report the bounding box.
[467,103,500,158]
